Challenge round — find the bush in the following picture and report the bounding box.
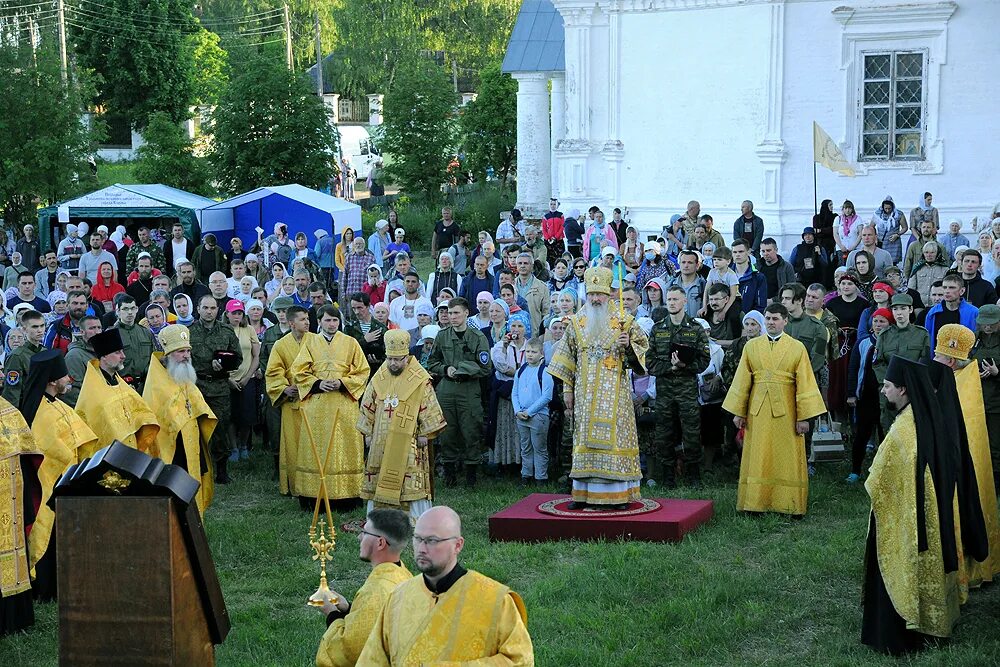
[134,112,214,196]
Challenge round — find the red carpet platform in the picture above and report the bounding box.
[489,494,714,543]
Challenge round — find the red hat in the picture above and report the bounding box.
[872,307,893,322]
[225,299,245,313]
[872,282,895,296]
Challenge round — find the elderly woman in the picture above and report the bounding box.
[372,302,397,330]
[489,312,529,474]
[984,240,1000,284]
[870,195,908,264]
[427,251,462,306]
[340,236,375,299]
[144,304,169,349]
[469,291,493,330]
[2,252,27,291]
[45,290,68,326]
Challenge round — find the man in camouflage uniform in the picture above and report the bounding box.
[259,296,293,478]
[189,294,242,483]
[805,283,840,389]
[781,283,830,383]
[426,297,492,487]
[113,295,155,394]
[974,304,1000,495]
[873,292,930,432]
[647,285,711,487]
[125,225,166,274]
[2,310,46,408]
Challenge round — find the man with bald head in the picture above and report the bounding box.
[357,506,534,665]
[208,271,233,311]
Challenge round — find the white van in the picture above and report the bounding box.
[336,125,380,180]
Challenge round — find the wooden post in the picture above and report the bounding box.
[314,10,323,96]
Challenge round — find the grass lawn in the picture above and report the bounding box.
[4,452,1000,666]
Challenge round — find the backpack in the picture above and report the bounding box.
[275,242,294,267]
[515,361,555,410]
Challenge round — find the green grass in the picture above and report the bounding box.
[5,455,1000,666]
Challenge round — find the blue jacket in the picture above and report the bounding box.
[564,217,585,247]
[460,272,493,304]
[849,335,875,399]
[924,300,978,350]
[736,264,767,314]
[512,361,554,417]
[314,236,336,269]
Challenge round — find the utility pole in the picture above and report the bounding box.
[57,0,68,83]
[313,10,322,96]
[283,4,292,70]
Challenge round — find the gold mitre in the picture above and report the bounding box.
[384,329,411,357]
[158,324,191,355]
[584,266,613,295]
[935,323,975,360]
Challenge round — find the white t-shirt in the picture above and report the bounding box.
[172,238,188,265]
[707,267,740,290]
[227,275,259,298]
[388,294,433,331]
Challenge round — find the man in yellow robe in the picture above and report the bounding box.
[20,349,98,602]
[548,267,649,509]
[358,330,446,520]
[315,509,412,667]
[357,506,533,666]
[291,304,370,502]
[143,325,217,514]
[266,305,310,496]
[75,329,159,458]
[931,323,1000,587]
[722,303,826,516]
[0,395,40,636]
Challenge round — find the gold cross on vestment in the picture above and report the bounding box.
[394,402,417,432]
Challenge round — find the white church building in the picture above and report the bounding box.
[502,0,999,250]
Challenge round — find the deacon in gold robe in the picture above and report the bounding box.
[722,303,826,516]
[291,304,370,501]
[266,304,310,495]
[548,267,648,510]
[143,325,217,514]
[20,349,98,602]
[74,329,159,459]
[0,395,40,636]
[862,356,987,655]
[315,509,412,667]
[357,506,533,666]
[358,330,446,520]
[931,323,1000,587]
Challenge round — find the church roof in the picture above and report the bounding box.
[502,0,565,73]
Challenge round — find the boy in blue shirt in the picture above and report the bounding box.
[512,337,554,484]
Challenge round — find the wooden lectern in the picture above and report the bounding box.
[52,442,230,666]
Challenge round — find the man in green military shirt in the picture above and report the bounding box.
[112,295,155,393]
[189,294,243,483]
[873,292,930,432]
[781,283,830,381]
[2,309,46,407]
[974,304,1000,494]
[647,286,711,487]
[426,297,492,487]
[260,295,293,478]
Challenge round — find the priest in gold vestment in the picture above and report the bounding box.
[20,349,97,602]
[357,506,533,666]
[265,305,309,495]
[291,304,370,501]
[931,323,1000,588]
[75,329,159,458]
[358,330,446,520]
[722,303,826,516]
[143,325,217,514]
[547,267,648,509]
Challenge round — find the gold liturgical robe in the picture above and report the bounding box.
[547,310,648,505]
[143,355,217,513]
[265,333,305,495]
[27,396,97,575]
[358,358,446,509]
[722,334,826,516]
[291,331,370,500]
[953,363,1000,586]
[0,398,38,600]
[866,405,961,638]
[356,570,534,666]
[316,562,412,667]
[75,360,159,458]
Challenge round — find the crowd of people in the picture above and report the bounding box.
[2,190,1000,660]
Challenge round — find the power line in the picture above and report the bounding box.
[64,17,283,48]
[65,5,282,39]
[0,1,56,11]
[70,0,283,26]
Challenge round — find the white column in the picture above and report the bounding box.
[550,73,566,197]
[512,71,551,217]
[322,93,340,124]
[367,94,384,126]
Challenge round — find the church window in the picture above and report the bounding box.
[860,51,925,161]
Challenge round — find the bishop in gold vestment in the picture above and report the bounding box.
[722,313,826,516]
[74,329,159,458]
[265,310,308,495]
[547,267,648,507]
[143,325,217,514]
[358,331,446,520]
[291,307,370,500]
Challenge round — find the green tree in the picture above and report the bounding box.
[69,0,198,129]
[380,59,457,197]
[134,112,214,195]
[459,64,516,185]
[189,28,229,106]
[0,45,103,228]
[210,55,337,195]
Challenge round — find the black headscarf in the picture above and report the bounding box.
[20,349,68,426]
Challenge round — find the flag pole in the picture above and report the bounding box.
[813,161,818,216]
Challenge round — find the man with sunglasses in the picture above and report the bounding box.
[315,509,412,667]
[358,506,534,665]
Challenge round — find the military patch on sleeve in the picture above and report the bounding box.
[479,351,489,365]
[5,371,19,386]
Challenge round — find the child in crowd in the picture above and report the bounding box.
[702,246,739,318]
[511,336,554,484]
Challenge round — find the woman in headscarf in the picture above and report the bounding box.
[245,298,270,342]
[983,240,1000,284]
[469,291,494,331]
[908,191,939,231]
[2,327,25,365]
[45,291,68,326]
[489,313,529,476]
[91,261,124,311]
[264,262,287,300]
[361,264,386,304]
[172,293,195,326]
[976,229,993,257]
[278,276,296,299]
[812,198,840,265]
[470,230,494,264]
[555,289,578,319]
[635,241,672,291]
[144,303,168,350]
[871,195,908,264]
[382,279,404,306]
[547,258,572,293]
[371,302,396,330]
[853,250,878,303]
[720,310,766,462]
[835,200,862,265]
[2,252,27,291]
[484,299,510,348]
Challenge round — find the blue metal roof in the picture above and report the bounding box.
[502,0,565,73]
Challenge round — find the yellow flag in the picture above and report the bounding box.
[813,122,855,177]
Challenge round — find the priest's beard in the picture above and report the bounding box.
[581,300,610,344]
[166,358,198,385]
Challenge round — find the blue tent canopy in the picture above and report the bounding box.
[201,184,361,251]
